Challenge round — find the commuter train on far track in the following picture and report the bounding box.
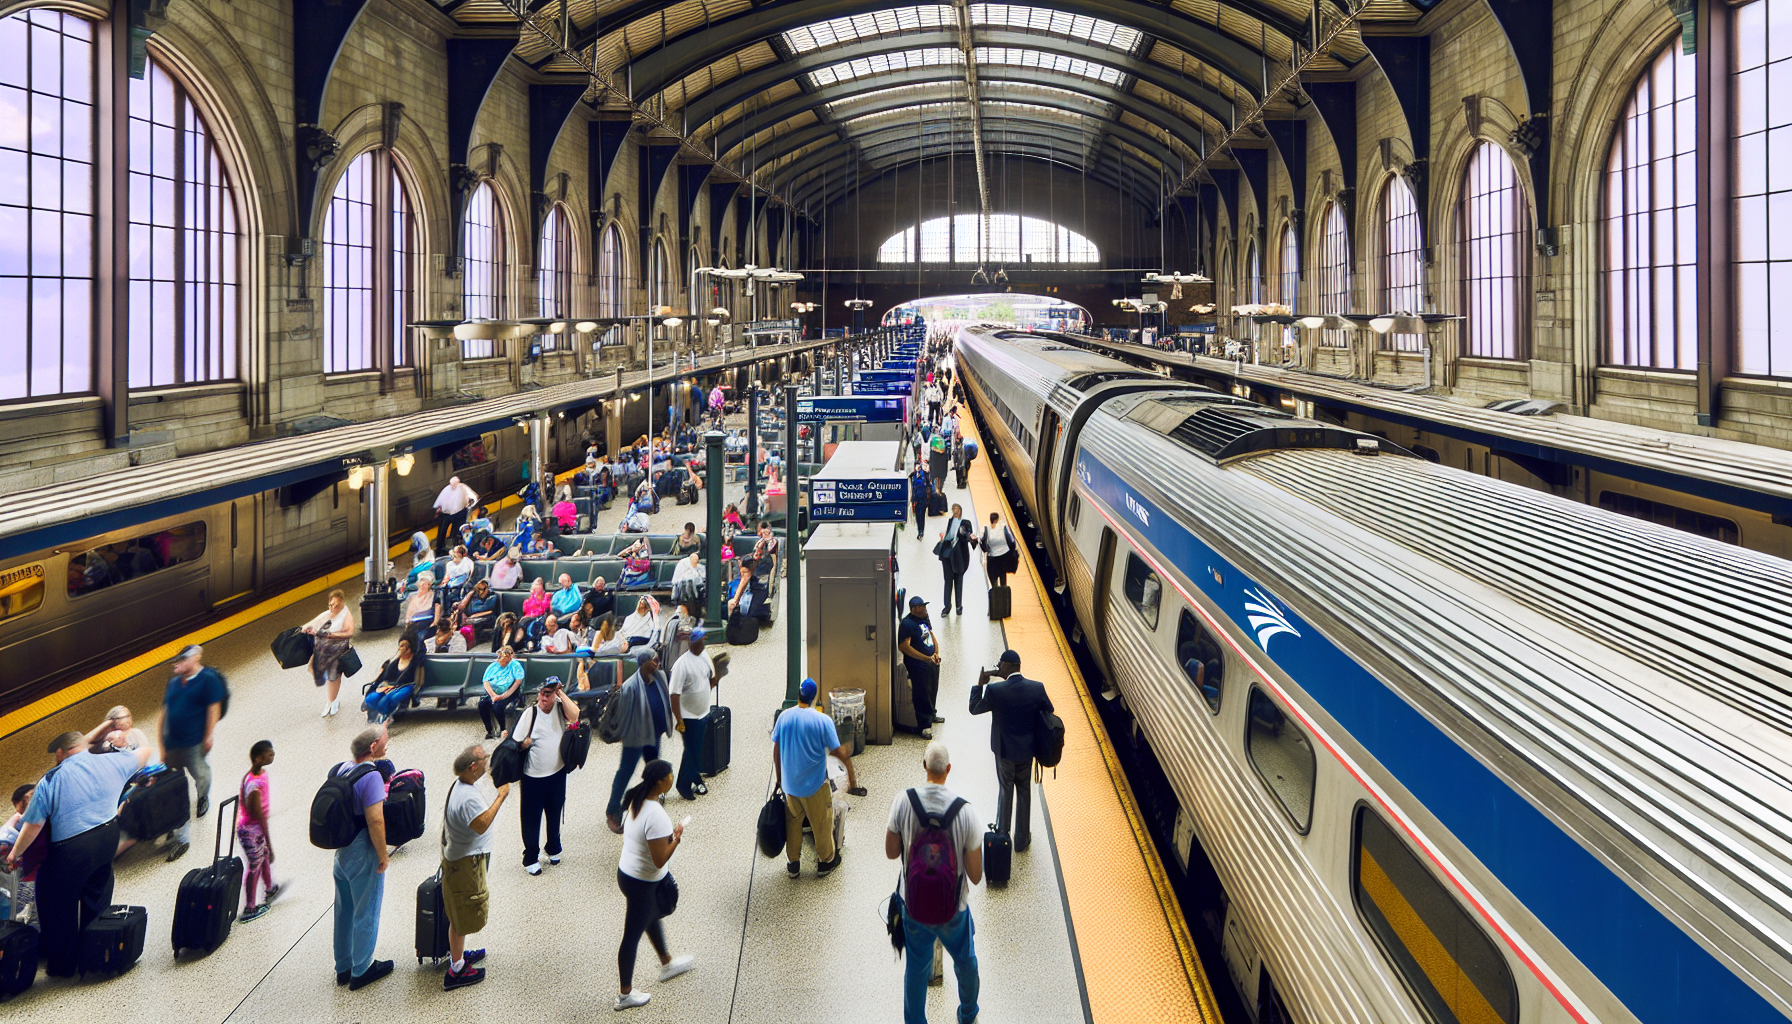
[955,323,1792,1024]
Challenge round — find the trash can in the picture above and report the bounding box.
[360,583,401,632]
[827,688,867,756]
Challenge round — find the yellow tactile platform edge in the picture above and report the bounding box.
[959,411,1223,1024]
[0,468,577,739]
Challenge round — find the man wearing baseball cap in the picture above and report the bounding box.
[970,650,1054,853]
[897,596,943,739]
[668,628,716,801]
[605,649,673,835]
[509,676,578,875]
[160,643,227,861]
[771,679,858,878]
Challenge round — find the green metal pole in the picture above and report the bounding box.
[703,429,725,630]
[783,383,803,707]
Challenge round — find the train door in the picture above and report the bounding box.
[212,498,257,607]
[1035,408,1060,536]
[1090,527,1116,667]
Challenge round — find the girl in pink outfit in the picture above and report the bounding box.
[237,741,279,922]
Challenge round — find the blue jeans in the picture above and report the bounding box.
[903,907,978,1024]
[606,743,661,819]
[363,685,413,720]
[676,716,708,797]
[332,831,385,977]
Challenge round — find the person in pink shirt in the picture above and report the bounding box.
[237,741,279,922]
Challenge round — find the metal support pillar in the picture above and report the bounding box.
[364,463,390,586]
[703,430,725,629]
[529,413,548,516]
[810,362,823,463]
[746,385,761,521]
[783,383,804,707]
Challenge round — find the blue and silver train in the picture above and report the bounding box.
[955,323,1792,1024]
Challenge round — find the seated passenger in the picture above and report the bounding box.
[426,619,468,655]
[404,572,442,640]
[550,573,584,618]
[465,504,495,536]
[363,636,419,724]
[455,579,500,637]
[670,551,705,605]
[725,560,771,623]
[617,539,653,589]
[524,533,554,557]
[565,611,595,651]
[672,523,702,556]
[552,499,578,531]
[442,545,476,600]
[489,613,531,655]
[584,576,616,622]
[592,617,626,657]
[469,530,505,561]
[621,507,651,534]
[488,548,523,591]
[521,578,552,623]
[539,615,576,655]
[618,597,659,651]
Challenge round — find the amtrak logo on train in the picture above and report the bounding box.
[1242,587,1300,650]
[1124,492,1150,527]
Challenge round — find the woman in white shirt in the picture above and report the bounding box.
[84,705,150,754]
[618,597,658,651]
[443,545,476,597]
[979,510,1019,588]
[304,588,356,717]
[613,759,692,1011]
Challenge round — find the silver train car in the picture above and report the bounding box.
[956,324,1792,1024]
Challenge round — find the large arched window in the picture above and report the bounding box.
[649,237,669,308]
[1460,141,1530,360]
[1733,0,1790,377]
[321,152,414,374]
[1244,239,1263,304]
[129,56,240,387]
[1605,41,1696,370]
[0,10,95,399]
[537,204,573,352]
[461,180,505,357]
[876,215,1098,263]
[1278,223,1299,307]
[598,224,623,318]
[1316,202,1352,347]
[1381,175,1424,352]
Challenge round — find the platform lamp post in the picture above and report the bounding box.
[703,429,726,629]
[783,382,804,707]
[746,384,761,522]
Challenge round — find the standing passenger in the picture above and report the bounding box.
[161,644,226,861]
[442,744,509,991]
[668,629,716,801]
[236,740,279,922]
[968,651,1053,853]
[511,678,578,875]
[305,590,357,718]
[330,726,392,990]
[613,760,693,1011]
[898,598,942,739]
[771,679,857,878]
[885,741,982,1024]
[605,651,673,835]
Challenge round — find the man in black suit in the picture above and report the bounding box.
[968,649,1054,853]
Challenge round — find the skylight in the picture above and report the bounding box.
[782,4,1143,55]
[975,47,1126,85]
[806,48,963,87]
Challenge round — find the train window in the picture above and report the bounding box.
[1177,610,1225,713]
[0,563,47,624]
[1122,552,1162,630]
[1353,807,1518,1024]
[67,522,207,599]
[1245,688,1315,833]
[1068,492,1082,530]
[1597,491,1739,545]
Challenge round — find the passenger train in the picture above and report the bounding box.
[956,323,1792,1024]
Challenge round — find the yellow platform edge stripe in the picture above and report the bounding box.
[959,408,1223,1024]
[0,467,581,739]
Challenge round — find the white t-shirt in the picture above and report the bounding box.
[669,650,714,719]
[444,556,474,588]
[443,780,493,861]
[540,628,575,654]
[510,704,569,777]
[981,525,1012,558]
[886,784,980,913]
[620,798,674,881]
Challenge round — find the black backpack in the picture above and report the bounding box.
[310,763,379,849]
[1035,710,1066,770]
[560,718,592,770]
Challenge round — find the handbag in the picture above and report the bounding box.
[885,873,907,953]
[338,646,363,678]
[655,873,679,917]
[488,708,531,786]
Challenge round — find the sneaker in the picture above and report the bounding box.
[238,904,270,924]
[931,715,945,724]
[444,963,486,991]
[265,883,284,903]
[348,960,394,990]
[786,861,801,878]
[327,701,340,717]
[196,797,209,819]
[658,955,694,982]
[694,782,709,795]
[165,841,190,862]
[464,949,487,966]
[337,971,350,986]
[614,992,651,1011]
[817,852,842,877]
[321,703,334,718]
[547,853,562,866]
[525,862,543,876]
[919,729,933,740]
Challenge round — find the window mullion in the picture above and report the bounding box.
[371,148,394,388]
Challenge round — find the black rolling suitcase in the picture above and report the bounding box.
[701,704,731,777]
[172,795,243,956]
[80,905,147,976]
[416,870,449,964]
[119,766,190,842]
[983,826,1012,887]
[0,920,39,998]
[928,491,947,515]
[987,584,1012,620]
[678,481,698,505]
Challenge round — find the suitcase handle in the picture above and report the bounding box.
[214,794,239,863]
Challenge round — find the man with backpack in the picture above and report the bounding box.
[160,644,227,862]
[319,726,393,990]
[968,650,1053,853]
[884,741,982,1024]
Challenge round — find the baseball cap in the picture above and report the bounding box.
[689,628,706,642]
[999,650,1021,667]
[908,595,927,608]
[799,677,819,701]
[176,644,203,661]
[540,676,563,690]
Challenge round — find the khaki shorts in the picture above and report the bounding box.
[441,854,490,935]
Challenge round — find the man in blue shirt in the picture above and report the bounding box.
[771,679,858,879]
[550,572,584,619]
[5,731,152,976]
[161,644,225,862]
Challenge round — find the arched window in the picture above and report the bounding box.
[1733,1,1791,377]
[649,237,669,308]
[1316,202,1352,347]
[1381,175,1424,352]
[598,224,623,318]
[1605,41,1696,370]
[321,152,415,373]
[461,180,504,357]
[0,10,95,399]
[128,56,240,387]
[537,204,573,352]
[1278,223,1299,307]
[1460,141,1530,359]
[1245,239,1263,304]
[876,215,1098,263]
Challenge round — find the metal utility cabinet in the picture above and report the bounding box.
[804,521,899,744]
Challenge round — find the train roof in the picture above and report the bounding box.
[1078,411,1792,1008]
[1117,392,1411,462]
